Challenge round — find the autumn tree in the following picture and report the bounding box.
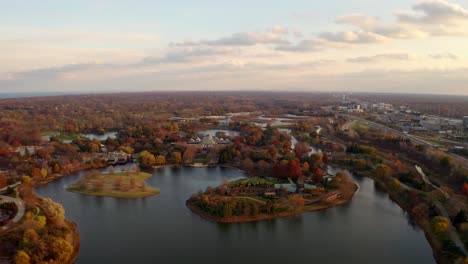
[171,152,182,163]
[183,145,197,163]
[138,150,156,167]
[0,175,7,188]
[14,250,30,264]
[155,155,166,165]
[36,215,47,229]
[50,239,73,263]
[21,176,31,184]
[374,165,392,178]
[40,166,48,178]
[411,203,429,222]
[42,198,65,224]
[431,216,450,235]
[118,146,134,154]
[31,168,41,179]
[241,158,254,171]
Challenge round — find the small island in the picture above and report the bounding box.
[187,172,358,223]
[67,167,160,198]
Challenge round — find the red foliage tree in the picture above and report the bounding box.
[314,168,324,182]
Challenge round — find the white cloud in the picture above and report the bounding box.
[428,53,459,60]
[171,28,290,47]
[347,53,412,63]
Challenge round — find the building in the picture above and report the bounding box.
[464,116,468,128]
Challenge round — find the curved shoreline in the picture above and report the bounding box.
[66,188,160,199]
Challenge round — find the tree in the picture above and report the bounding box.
[23,229,40,244]
[53,163,61,174]
[138,150,156,167]
[118,146,135,154]
[303,161,310,171]
[389,179,401,191]
[374,165,392,178]
[36,215,47,229]
[315,168,324,182]
[171,152,182,163]
[113,176,123,190]
[223,203,233,218]
[130,177,136,189]
[440,157,451,172]
[14,250,30,264]
[21,176,31,184]
[40,167,48,178]
[431,216,450,235]
[31,168,41,179]
[183,145,197,163]
[241,158,254,171]
[50,238,73,263]
[155,155,166,165]
[0,175,7,188]
[411,203,429,222]
[42,198,65,222]
[288,195,305,206]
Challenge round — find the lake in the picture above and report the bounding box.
[35,166,435,264]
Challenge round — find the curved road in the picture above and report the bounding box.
[0,194,25,231]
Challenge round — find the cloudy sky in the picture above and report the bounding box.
[1,0,468,95]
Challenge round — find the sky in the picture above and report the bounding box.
[1,0,468,95]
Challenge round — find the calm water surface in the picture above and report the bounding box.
[35,166,435,264]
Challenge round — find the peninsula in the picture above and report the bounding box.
[187,173,358,223]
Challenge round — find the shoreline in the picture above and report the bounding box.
[187,194,356,224]
[66,188,160,199]
[186,179,358,224]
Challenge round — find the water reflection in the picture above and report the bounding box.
[35,165,435,264]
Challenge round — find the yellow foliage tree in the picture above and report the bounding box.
[171,152,182,163]
[14,250,30,264]
[36,215,47,229]
[50,238,73,263]
[21,176,31,185]
[40,167,48,178]
[138,151,156,167]
[431,216,450,235]
[155,155,166,165]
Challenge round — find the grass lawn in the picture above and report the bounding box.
[67,172,160,198]
[351,122,370,131]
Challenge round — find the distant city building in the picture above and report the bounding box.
[464,116,468,128]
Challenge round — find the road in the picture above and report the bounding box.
[0,194,25,231]
[415,165,449,199]
[341,120,356,131]
[343,115,468,167]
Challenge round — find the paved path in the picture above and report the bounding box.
[0,195,25,231]
[415,166,467,256]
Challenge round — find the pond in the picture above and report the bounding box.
[35,165,435,264]
[198,130,240,137]
[81,132,118,141]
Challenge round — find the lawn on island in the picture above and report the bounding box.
[67,171,160,198]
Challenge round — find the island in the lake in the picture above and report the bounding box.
[67,168,160,198]
[187,172,358,223]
